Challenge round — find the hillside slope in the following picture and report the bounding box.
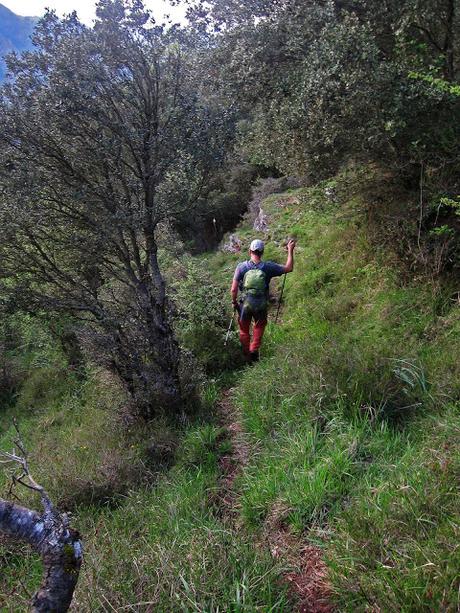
[0,170,459,610]
[203,172,460,610]
[0,4,36,79]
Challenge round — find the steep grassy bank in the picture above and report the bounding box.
[1,170,459,610]
[202,172,460,610]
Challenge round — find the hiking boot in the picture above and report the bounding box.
[249,351,259,363]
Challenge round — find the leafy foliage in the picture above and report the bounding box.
[186,0,460,272]
[1,162,459,612]
[0,1,459,609]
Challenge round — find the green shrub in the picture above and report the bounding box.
[171,258,245,373]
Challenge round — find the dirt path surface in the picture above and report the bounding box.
[216,388,251,515]
[264,511,333,613]
[216,387,333,613]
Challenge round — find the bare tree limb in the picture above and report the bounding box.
[0,424,82,612]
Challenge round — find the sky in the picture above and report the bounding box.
[1,0,186,25]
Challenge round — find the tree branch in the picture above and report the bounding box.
[0,424,82,612]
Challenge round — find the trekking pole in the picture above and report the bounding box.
[274,273,286,324]
[224,310,235,346]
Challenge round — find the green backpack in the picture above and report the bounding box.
[243,268,267,298]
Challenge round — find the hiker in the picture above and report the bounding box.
[231,238,296,361]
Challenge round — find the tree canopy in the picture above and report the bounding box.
[0,1,232,415]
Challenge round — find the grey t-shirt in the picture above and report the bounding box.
[233,260,285,294]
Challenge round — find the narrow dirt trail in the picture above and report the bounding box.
[216,388,251,516]
[216,387,334,613]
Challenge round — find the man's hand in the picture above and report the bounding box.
[283,239,296,273]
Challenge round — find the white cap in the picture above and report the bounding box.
[250,239,265,252]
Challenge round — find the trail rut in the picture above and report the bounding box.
[216,388,333,613]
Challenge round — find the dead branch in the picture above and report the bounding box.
[0,423,82,612]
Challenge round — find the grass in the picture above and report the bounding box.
[1,168,459,610]
[0,320,289,611]
[202,170,460,609]
[1,417,290,610]
[74,448,289,611]
[0,365,159,510]
[329,407,460,611]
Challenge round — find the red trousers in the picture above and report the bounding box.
[238,315,267,354]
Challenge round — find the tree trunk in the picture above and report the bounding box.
[134,239,182,417]
[0,499,82,612]
[142,294,182,417]
[444,0,456,81]
[104,287,182,419]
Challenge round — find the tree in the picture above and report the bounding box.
[181,0,460,274]
[187,0,460,178]
[0,1,230,417]
[400,0,458,82]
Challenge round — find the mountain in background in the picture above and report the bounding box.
[0,3,37,79]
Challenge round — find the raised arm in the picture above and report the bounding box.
[283,239,296,273]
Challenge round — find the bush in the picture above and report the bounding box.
[171,258,245,373]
